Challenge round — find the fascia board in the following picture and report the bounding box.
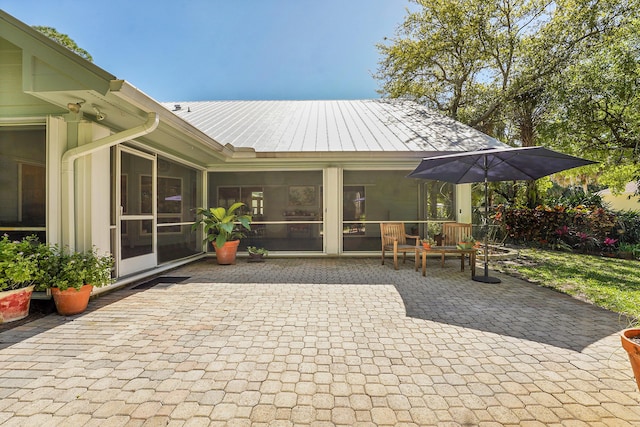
[1,11,113,94]
[109,80,252,162]
[205,152,432,171]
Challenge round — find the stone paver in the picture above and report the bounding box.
[0,257,639,425]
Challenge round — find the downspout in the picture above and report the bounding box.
[61,112,159,251]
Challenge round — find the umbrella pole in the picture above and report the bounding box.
[473,155,501,284]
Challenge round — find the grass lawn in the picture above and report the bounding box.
[494,248,640,323]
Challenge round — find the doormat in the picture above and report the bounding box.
[132,276,190,290]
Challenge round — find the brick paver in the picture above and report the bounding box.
[0,257,639,425]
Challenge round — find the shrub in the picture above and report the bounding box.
[0,235,39,291]
[494,204,616,252]
[613,210,640,245]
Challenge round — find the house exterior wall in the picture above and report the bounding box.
[601,193,640,212]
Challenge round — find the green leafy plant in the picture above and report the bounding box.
[0,235,39,291]
[617,242,640,259]
[614,210,640,245]
[192,203,252,248]
[247,246,268,256]
[37,245,114,291]
[421,238,435,246]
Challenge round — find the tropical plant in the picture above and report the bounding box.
[614,210,640,245]
[192,202,252,248]
[0,235,39,291]
[617,242,640,259]
[602,237,619,254]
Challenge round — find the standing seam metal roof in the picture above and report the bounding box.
[161,99,507,153]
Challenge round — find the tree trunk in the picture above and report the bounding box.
[516,93,540,208]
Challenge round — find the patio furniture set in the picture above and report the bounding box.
[380,222,477,278]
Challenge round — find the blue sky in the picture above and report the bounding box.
[2,0,413,102]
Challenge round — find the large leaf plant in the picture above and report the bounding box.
[192,202,252,248]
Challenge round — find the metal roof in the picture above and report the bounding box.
[161,99,507,153]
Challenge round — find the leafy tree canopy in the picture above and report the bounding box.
[377,0,639,203]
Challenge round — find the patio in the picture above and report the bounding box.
[0,257,639,425]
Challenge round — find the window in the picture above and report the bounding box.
[0,126,46,241]
[210,171,323,251]
[343,186,365,235]
[155,157,202,263]
[218,186,263,216]
[250,190,264,216]
[343,170,420,252]
[424,180,455,220]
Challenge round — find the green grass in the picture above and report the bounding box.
[495,248,640,323]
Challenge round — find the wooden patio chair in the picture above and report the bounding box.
[442,222,473,246]
[442,222,474,265]
[380,222,420,270]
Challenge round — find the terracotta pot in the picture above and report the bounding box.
[213,240,240,265]
[422,243,431,250]
[51,284,93,316]
[621,328,640,392]
[0,285,34,323]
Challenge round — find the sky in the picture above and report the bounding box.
[2,0,414,102]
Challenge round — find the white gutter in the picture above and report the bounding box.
[61,112,160,250]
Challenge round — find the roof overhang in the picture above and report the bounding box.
[0,10,255,167]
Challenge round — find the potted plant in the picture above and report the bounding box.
[247,246,268,262]
[42,246,114,316]
[621,326,640,392]
[457,236,476,250]
[192,202,252,265]
[421,238,435,250]
[0,235,39,323]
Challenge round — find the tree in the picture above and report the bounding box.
[32,26,93,62]
[377,0,638,206]
[541,17,640,193]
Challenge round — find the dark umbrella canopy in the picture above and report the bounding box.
[408,146,596,283]
[408,146,596,183]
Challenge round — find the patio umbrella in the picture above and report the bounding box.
[408,146,596,283]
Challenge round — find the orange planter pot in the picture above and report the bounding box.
[0,285,34,323]
[621,328,640,392]
[213,240,240,265]
[51,284,93,316]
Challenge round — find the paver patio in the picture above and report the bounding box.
[0,257,639,426]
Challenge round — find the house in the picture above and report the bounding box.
[0,10,507,291]
[597,182,640,212]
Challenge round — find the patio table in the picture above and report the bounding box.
[415,245,477,277]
